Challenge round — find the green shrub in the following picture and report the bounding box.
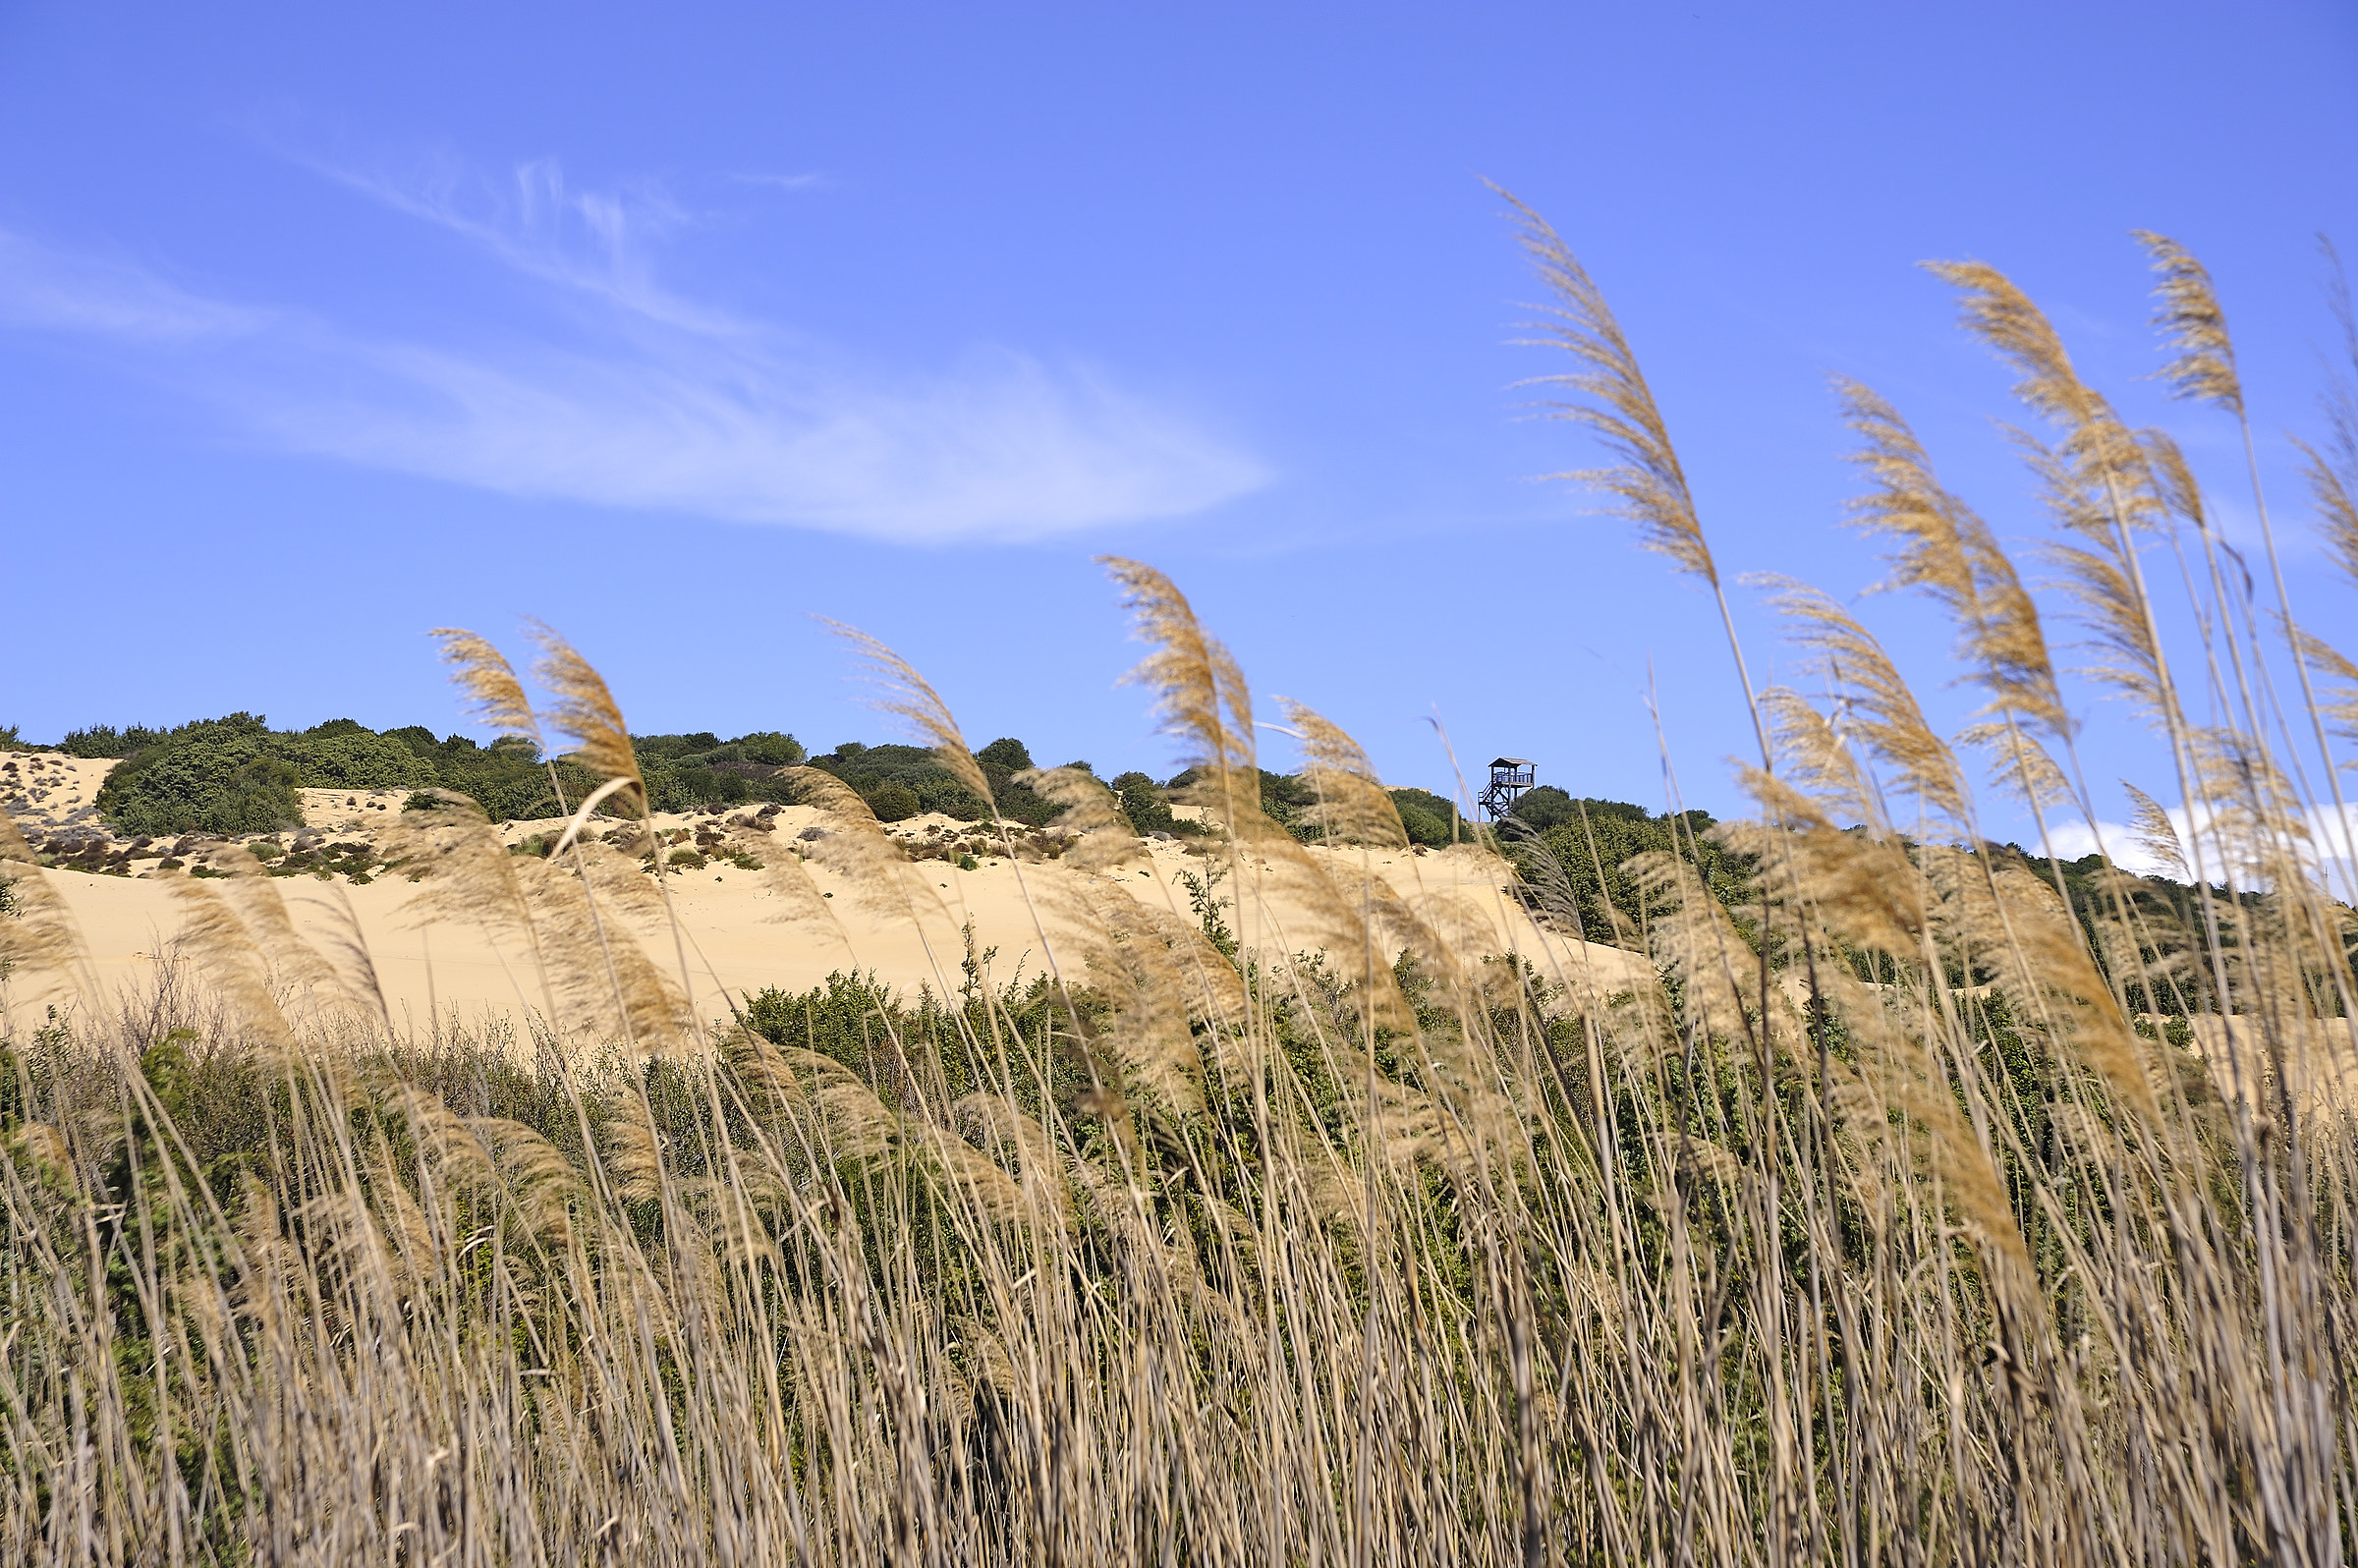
[867,781,921,822]
[667,849,708,869]
[1507,784,1576,831]
[60,723,168,758]
[1110,771,1176,835]
[275,729,436,791]
[813,743,987,820]
[735,731,807,766]
[1516,797,1751,938]
[660,767,752,809]
[1389,787,1461,847]
[94,717,303,837]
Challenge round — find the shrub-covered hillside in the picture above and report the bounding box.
[77,715,617,835]
[1501,786,1754,937]
[40,710,1488,849]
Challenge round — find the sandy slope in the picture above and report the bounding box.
[4,764,1652,1036]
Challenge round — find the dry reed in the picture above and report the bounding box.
[0,220,2353,1568]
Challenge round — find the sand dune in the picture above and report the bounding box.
[4,763,1651,1037]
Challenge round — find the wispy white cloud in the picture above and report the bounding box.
[0,155,1267,543]
[726,171,831,194]
[2046,800,2358,901]
[0,231,272,342]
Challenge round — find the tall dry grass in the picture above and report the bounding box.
[2,219,2356,1566]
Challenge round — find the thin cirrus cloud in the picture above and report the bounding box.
[0,156,1268,544]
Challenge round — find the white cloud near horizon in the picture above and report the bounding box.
[0,159,1268,543]
[2046,800,2358,902]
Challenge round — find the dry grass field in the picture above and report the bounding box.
[3,212,2356,1565]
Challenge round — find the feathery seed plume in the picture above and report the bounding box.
[202,844,372,1025]
[1016,767,1143,872]
[1276,700,1408,851]
[783,766,935,924]
[163,872,295,1048]
[512,856,688,1050]
[2133,231,2243,416]
[0,812,90,985]
[1500,189,1716,587]
[2299,438,2358,595]
[1099,557,1257,792]
[430,629,543,743]
[724,818,853,941]
[819,620,997,813]
[2123,782,2190,881]
[2288,625,2358,749]
[1836,378,2074,761]
[528,621,646,816]
[1755,577,1972,831]
[1923,261,2100,430]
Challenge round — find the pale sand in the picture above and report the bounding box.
[0,753,118,835]
[9,805,1652,1035]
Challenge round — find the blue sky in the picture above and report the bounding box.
[5,1,2356,845]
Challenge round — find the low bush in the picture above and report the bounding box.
[865,781,921,821]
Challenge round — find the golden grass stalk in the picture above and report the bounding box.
[1498,190,1715,588]
[1099,555,1257,791]
[2133,230,2244,416]
[528,619,647,815]
[1015,766,1144,872]
[1753,576,1972,832]
[2123,780,2191,880]
[819,619,998,812]
[7,224,2357,1568]
[1276,699,1408,851]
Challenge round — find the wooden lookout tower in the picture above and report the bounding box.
[1478,757,1535,822]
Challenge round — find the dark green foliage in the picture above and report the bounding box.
[1507,784,1576,831]
[274,726,436,792]
[0,724,30,753]
[1517,797,1753,939]
[1110,771,1177,836]
[1389,786,1462,847]
[634,731,810,812]
[735,732,808,766]
[810,742,991,821]
[95,716,305,836]
[412,733,591,821]
[976,738,1033,772]
[87,715,599,834]
[635,732,723,763]
[867,782,921,822]
[61,722,169,758]
[978,740,1066,827]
